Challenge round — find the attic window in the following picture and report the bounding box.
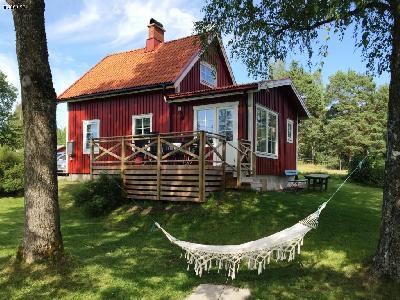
[200,61,217,88]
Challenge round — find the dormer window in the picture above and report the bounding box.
[200,61,217,88]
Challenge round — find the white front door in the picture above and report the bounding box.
[194,103,238,165]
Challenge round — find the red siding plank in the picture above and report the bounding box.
[68,91,169,174]
[253,87,298,176]
[179,47,233,93]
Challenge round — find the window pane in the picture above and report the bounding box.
[143,117,150,128]
[218,108,234,141]
[268,114,277,140]
[197,109,214,132]
[135,118,142,130]
[200,63,216,86]
[143,127,151,134]
[256,108,267,153]
[268,141,276,154]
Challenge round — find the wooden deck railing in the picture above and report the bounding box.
[89,131,254,201]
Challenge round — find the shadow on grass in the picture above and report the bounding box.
[0,180,397,299]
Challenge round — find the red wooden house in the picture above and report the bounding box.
[58,19,309,198]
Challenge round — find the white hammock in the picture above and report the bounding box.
[155,202,327,279]
[155,156,368,279]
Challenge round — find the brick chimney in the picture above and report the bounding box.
[145,18,165,52]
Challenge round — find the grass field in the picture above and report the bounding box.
[297,162,348,176]
[0,176,399,299]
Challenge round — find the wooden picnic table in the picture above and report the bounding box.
[304,173,330,191]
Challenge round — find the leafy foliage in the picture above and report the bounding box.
[57,127,66,146]
[0,71,18,146]
[195,0,393,77]
[1,104,23,150]
[0,146,23,195]
[350,154,385,187]
[324,71,388,162]
[71,174,125,217]
[2,163,24,193]
[270,62,388,165]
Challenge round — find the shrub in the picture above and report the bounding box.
[0,146,24,195]
[72,174,125,217]
[350,154,385,187]
[2,163,24,193]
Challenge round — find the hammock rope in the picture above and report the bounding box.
[155,155,368,279]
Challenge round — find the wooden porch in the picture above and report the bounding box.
[89,131,255,202]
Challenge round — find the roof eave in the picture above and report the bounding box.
[167,85,258,102]
[258,79,311,118]
[57,82,175,103]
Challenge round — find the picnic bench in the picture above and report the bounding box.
[304,173,330,191]
[285,170,307,190]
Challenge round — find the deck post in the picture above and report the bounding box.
[198,131,206,201]
[156,134,162,200]
[251,147,256,176]
[121,137,126,186]
[222,138,226,190]
[90,139,94,180]
[236,140,241,188]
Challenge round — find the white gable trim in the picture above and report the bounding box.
[258,79,310,117]
[173,51,200,93]
[216,36,236,84]
[173,36,236,92]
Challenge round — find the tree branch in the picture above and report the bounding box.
[274,1,390,35]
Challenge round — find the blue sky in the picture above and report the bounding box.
[0,0,390,128]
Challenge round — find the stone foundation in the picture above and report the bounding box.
[248,175,293,191]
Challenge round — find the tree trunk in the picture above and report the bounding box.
[10,0,63,262]
[372,6,400,279]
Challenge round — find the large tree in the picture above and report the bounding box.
[9,0,63,262]
[325,70,386,162]
[196,0,400,279]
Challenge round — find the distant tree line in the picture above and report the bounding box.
[0,69,66,150]
[270,61,388,169]
[0,69,66,195]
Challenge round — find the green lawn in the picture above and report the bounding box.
[0,178,399,299]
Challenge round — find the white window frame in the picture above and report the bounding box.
[287,119,294,143]
[193,102,239,137]
[255,104,279,159]
[200,61,217,88]
[132,113,153,136]
[82,119,100,155]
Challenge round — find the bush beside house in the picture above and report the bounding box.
[71,174,125,217]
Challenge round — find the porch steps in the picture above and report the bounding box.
[224,171,252,190]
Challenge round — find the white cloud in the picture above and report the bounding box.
[0,53,19,90]
[0,52,20,103]
[52,67,79,96]
[48,0,199,47]
[52,67,79,128]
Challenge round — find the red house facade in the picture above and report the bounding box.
[58,19,309,191]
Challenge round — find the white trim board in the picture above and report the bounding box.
[173,52,200,92]
[168,90,257,103]
[258,79,310,117]
[173,36,237,92]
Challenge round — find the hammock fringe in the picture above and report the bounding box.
[155,201,328,279]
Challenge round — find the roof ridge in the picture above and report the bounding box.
[104,34,200,58]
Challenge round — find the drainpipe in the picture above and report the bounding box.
[161,84,172,132]
[243,92,248,140]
